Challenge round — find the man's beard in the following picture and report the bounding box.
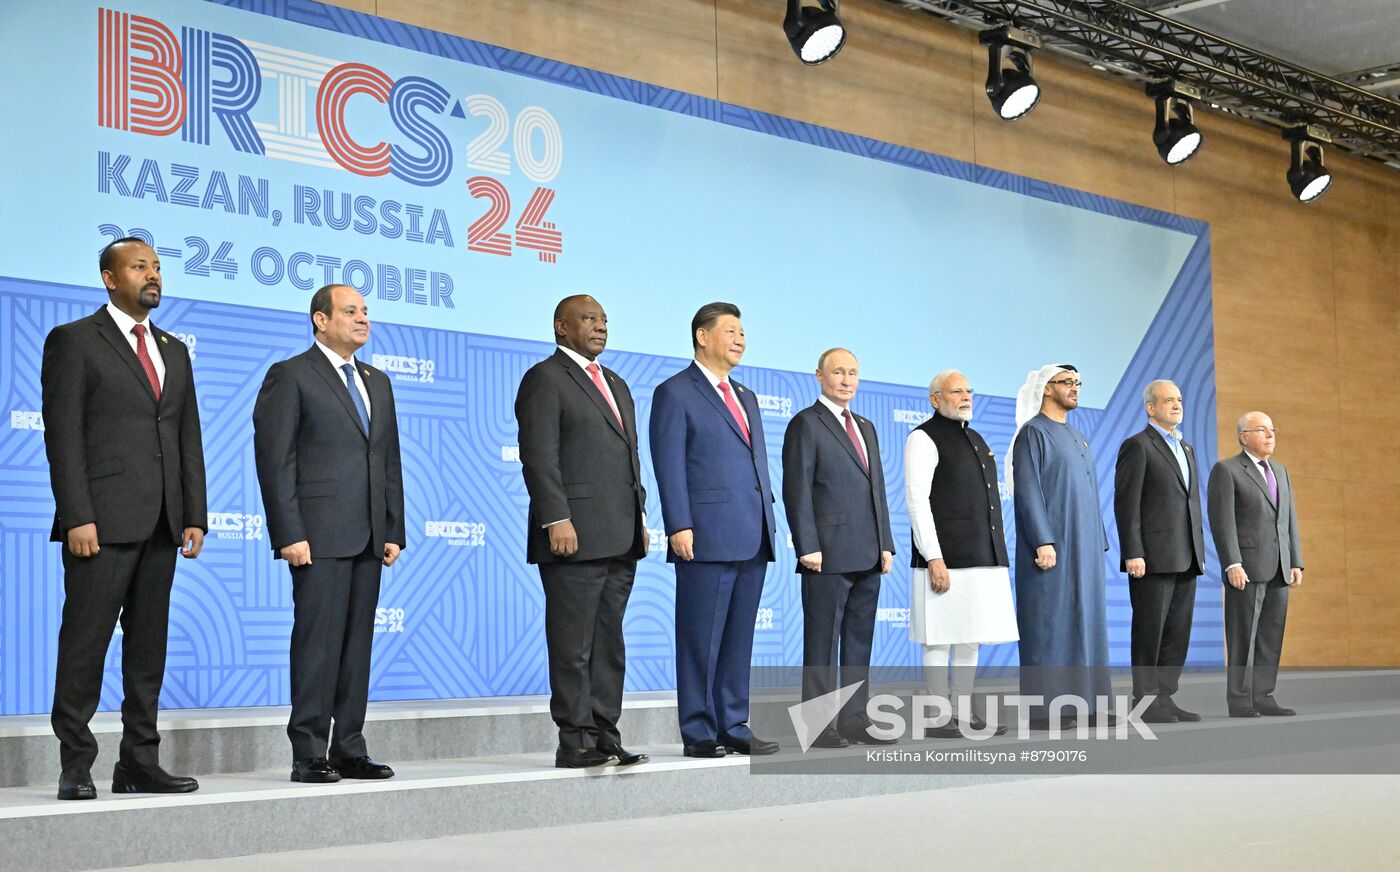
[938,405,972,422]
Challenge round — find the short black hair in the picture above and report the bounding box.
[691,302,741,350]
[552,294,594,337]
[309,284,341,334]
[99,237,149,274]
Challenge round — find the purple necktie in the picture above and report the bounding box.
[1259,460,1277,505]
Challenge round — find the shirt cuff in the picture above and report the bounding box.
[543,518,569,528]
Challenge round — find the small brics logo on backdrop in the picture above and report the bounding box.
[371,354,436,384]
[95,7,563,263]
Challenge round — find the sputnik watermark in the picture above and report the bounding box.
[787,682,1158,751]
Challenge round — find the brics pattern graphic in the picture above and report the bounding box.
[0,0,1218,716]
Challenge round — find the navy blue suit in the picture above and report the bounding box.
[781,401,894,732]
[650,362,775,747]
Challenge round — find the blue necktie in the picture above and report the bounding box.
[341,362,369,435]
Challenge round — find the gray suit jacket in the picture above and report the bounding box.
[1206,451,1303,582]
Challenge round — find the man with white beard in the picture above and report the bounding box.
[903,370,1018,737]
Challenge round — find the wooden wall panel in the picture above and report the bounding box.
[323,0,1400,665]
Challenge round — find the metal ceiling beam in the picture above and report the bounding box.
[887,0,1400,164]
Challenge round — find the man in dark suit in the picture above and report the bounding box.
[1114,379,1206,724]
[515,294,649,769]
[781,348,895,748]
[253,283,405,783]
[1207,411,1304,718]
[649,302,779,758]
[42,237,207,800]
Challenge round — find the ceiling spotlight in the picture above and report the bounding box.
[784,0,846,65]
[1147,79,1203,165]
[1283,125,1333,203]
[979,26,1042,121]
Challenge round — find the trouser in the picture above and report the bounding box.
[1224,571,1289,711]
[801,567,880,732]
[539,556,638,748]
[1129,570,1197,703]
[287,546,383,761]
[52,518,179,775]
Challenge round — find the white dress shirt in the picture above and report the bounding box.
[316,340,371,422]
[558,344,620,412]
[693,358,749,429]
[105,303,165,387]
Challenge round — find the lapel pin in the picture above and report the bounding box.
[159,335,169,344]
[361,367,370,377]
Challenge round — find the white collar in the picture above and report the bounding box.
[557,344,599,370]
[817,394,851,420]
[693,358,730,389]
[315,339,356,370]
[1243,449,1271,467]
[105,302,152,336]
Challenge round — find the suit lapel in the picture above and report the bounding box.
[1237,452,1275,510]
[557,350,626,441]
[812,402,870,478]
[1146,427,1187,491]
[150,325,181,409]
[307,346,369,441]
[92,308,159,405]
[689,363,749,446]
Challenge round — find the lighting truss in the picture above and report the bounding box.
[887,0,1400,166]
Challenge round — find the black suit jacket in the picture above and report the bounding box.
[253,345,405,560]
[515,348,646,564]
[781,401,895,575]
[41,307,207,544]
[1114,425,1205,575]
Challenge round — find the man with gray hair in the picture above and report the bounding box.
[1114,379,1205,724]
[1207,411,1303,717]
[904,370,1018,737]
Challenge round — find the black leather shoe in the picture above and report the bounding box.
[1087,712,1118,727]
[963,714,1008,737]
[682,740,727,759]
[1229,708,1261,718]
[722,736,780,755]
[330,755,395,779]
[555,746,614,768]
[810,728,850,749]
[1161,698,1201,722]
[926,717,1006,738]
[1255,702,1296,717]
[596,743,649,766]
[291,758,341,783]
[841,726,897,746]
[57,771,96,801]
[1027,715,1077,730]
[1139,701,1179,724]
[112,761,199,794]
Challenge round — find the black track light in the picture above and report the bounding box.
[1147,80,1203,166]
[979,26,1041,121]
[1283,125,1332,203]
[784,0,846,66]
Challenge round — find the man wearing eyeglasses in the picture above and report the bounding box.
[1008,364,1112,729]
[1206,412,1303,718]
[1114,380,1206,724]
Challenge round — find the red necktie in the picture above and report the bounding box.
[131,323,161,401]
[717,381,750,445]
[586,362,624,429]
[842,409,868,469]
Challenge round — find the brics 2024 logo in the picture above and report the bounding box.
[208,512,265,541]
[425,521,486,547]
[97,7,564,263]
[371,354,435,383]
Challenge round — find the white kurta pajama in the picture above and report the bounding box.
[904,429,1019,646]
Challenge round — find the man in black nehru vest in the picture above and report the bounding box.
[515,294,649,768]
[42,237,207,800]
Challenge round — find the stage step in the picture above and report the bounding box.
[1,674,1397,872]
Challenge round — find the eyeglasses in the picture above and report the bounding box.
[1241,427,1279,436]
[1047,378,1082,388]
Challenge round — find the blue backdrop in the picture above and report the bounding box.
[0,0,1217,715]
